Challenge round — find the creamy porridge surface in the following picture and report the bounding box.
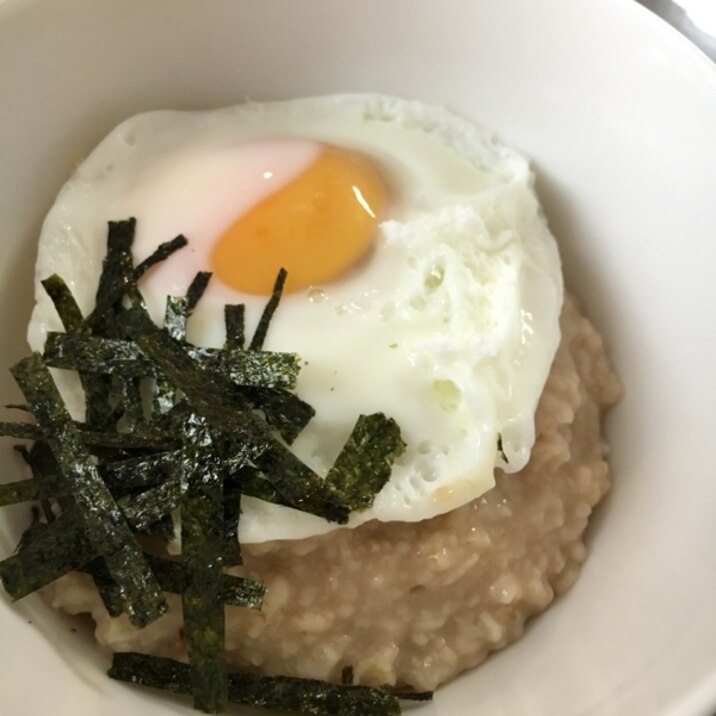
[44,294,621,691]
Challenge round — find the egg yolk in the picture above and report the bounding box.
[211,146,386,295]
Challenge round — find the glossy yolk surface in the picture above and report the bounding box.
[211,146,386,294]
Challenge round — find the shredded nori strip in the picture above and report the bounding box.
[0,421,44,440]
[185,272,212,314]
[84,219,143,428]
[134,235,188,278]
[222,486,243,567]
[255,444,349,524]
[78,554,264,612]
[6,441,67,522]
[119,304,275,452]
[0,420,177,451]
[15,507,48,552]
[159,269,210,401]
[41,275,84,331]
[116,375,145,430]
[43,333,155,377]
[0,479,38,506]
[194,347,301,390]
[81,429,178,451]
[250,268,287,351]
[166,267,210,340]
[497,433,509,464]
[220,573,265,610]
[44,332,301,390]
[109,653,408,716]
[100,449,188,493]
[326,414,405,511]
[241,386,314,444]
[227,671,403,716]
[0,511,95,599]
[144,555,265,610]
[11,354,167,627]
[0,219,411,716]
[164,296,189,342]
[26,441,70,515]
[90,218,142,324]
[15,444,56,521]
[163,272,209,344]
[119,474,186,531]
[181,451,228,713]
[83,557,125,617]
[224,304,245,349]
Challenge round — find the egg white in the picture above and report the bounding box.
[29,94,563,543]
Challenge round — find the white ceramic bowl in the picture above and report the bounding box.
[1,1,715,715]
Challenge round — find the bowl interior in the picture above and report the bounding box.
[1,1,716,715]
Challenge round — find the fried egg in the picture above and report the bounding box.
[28,95,563,543]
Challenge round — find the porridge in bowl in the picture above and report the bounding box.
[1,94,620,713]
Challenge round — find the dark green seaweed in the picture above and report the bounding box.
[0,511,96,599]
[256,444,348,523]
[119,304,273,460]
[196,347,301,390]
[250,268,287,351]
[100,449,188,493]
[83,557,125,617]
[81,428,178,451]
[11,353,166,627]
[185,272,212,313]
[241,386,314,443]
[90,218,141,323]
[222,486,243,567]
[15,444,56,521]
[109,653,407,716]
[26,441,71,515]
[84,219,143,428]
[180,452,228,713]
[109,652,190,695]
[162,271,209,344]
[119,474,186,531]
[15,508,49,552]
[41,275,84,331]
[143,555,264,610]
[0,219,412,716]
[116,375,145,430]
[0,420,178,452]
[0,421,43,440]
[164,296,189,342]
[41,273,118,433]
[44,332,300,390]
[220,573,265,610]
[326,414,405,511]
[78,554,264,612]
[224,304,245,349]
[225,671,401,716]
[134,235,188,279]
[43,332,155,377]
